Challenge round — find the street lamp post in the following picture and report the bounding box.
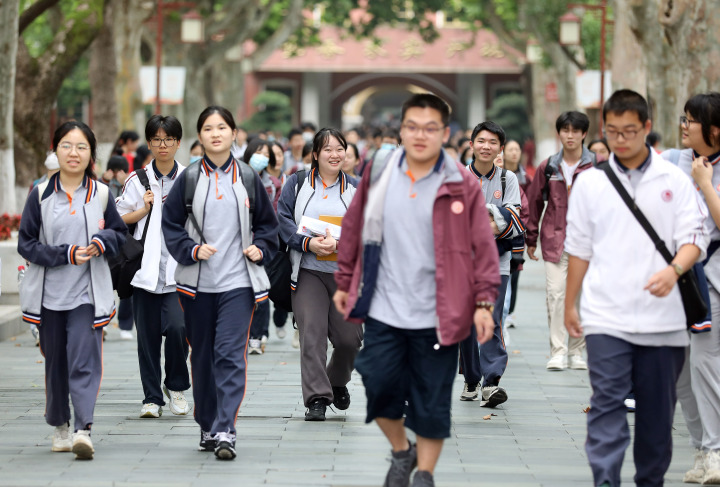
[153,1,204,114]
[559,2,613,134]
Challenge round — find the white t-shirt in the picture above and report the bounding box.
[561,160,580,190]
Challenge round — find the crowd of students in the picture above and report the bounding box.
[15,89,720,487]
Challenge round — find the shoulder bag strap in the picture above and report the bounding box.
[599,161,674,263]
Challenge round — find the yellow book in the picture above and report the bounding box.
[317,215,343,261]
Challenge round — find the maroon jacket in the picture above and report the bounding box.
[335,153,500,346]
[525,148,595,263]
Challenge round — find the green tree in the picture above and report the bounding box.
[245,91,293,135]
[487,94,533,144]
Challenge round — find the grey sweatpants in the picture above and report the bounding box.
[39,304,103,432]
[677,287,720,450]
[292,269,363,407]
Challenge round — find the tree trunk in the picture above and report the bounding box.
[615,0,720,148]
[14,0,105,187]
[90,0,118,170]
[0,0,19,214]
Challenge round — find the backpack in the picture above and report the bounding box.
[497,168,526,272]
[109,169,151,299]
[266,170,306,312]
[183,159,256,242]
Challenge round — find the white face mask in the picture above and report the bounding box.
[189,155,203,164]
[249,153,269,172]
[302,132,314,143]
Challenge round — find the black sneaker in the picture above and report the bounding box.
[332,386,351,410]
[384,442,417,487]
[411,470,435,487]
[198,430,216,452]
[214,432,236,460]
[305,399,327,421]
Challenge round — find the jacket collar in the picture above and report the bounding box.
[308,167,350,195]
[151,160,179,180]
[694,149,720,166]
[200,155,234,175]
[549,146,596,168]
[45,172,93,202]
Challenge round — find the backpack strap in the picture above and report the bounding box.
[36,180,50,203]
[183,161,205,244]
[501,168,507,201]
[237,160,256,218]
[96,181,109,212]
[135,168,151,191]
[296,169,306,195]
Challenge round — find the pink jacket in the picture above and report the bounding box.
[335,153,500,346]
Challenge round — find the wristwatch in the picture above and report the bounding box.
[671,263,684,276]
[476,301,495,314]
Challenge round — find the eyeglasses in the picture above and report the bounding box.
[401,123,444,137]
[58,142,90,153]
[603,127,642,141]
[679,115,701,129]
[149,137,177,147]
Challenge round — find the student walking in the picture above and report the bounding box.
[565,89,707,487]
[526,112,596,371]
[674,92,720,484]
[277,128,362,421]
[459,121,523,407]
[18,121,127,460]
[162,106,278,460]
[334,94,500,487]
[115,115,191,419]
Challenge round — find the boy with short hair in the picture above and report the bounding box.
[525,111,596,370]
[334,93,500,487]
[565,89,707,486]
[115,115,191,419]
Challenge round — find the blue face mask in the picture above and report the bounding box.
[249,153,269,173]
[465,157,473,165]
[189,155,202,164]
[381,143,396,151]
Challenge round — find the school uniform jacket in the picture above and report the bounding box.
[17,174,127,326]
[115,162,184,292]
[277,168,357,289]
[335,149,500,346]
[161,158,279,302]
[525,147,595,263]
[565,151,708,335]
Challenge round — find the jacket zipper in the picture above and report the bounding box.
[83,204,95,329]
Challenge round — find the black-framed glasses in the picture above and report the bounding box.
[149,137,176,147]
[603,127,642,141]
[679,115,701,129]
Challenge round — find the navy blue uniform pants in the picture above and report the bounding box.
[132,289,190,405]
[459,275,509,386]
[585,334,685,487]
[180,288,254,435]
[39,305,103,431]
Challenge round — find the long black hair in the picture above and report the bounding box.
[196,106,236,133]
[52,121,97,180]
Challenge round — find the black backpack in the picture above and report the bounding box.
[109,169,152,299]
[266,170,306,312]
[496,168,526,272]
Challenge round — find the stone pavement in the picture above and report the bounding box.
[0,259,697,486]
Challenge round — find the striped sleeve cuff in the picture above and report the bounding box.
[90,238,106,254]
[302,237,311,252]
[192,244,201,262]
[68,245,78,265]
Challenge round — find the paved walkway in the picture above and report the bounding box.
[0,259,696,486]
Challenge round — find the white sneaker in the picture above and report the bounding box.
[292,329,300,349]
[568,355,588,370]
[684,448,705,483]
[480,385,508,408]
[261,335,268,353]
[460,382,479,401]
[51,423,72,452]
[163,385,190,415]
[71,430,94,460]
[248,338,263,355]
[624,398,636,412]
[276,326,287,339]
[119,330,133,340]
[140,403,162,418]
[506,314,517,328]
[703,449,720,484]
[546,355,567,370]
